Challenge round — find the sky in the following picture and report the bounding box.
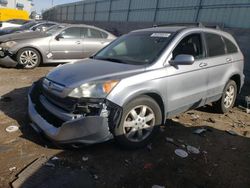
[33,0,79,14]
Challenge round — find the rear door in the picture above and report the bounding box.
[204,32,232,102]
[50,27,84,60]
[166,33,209,115]
[82,28,111,57]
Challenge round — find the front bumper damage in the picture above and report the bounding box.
[28,80,122,145]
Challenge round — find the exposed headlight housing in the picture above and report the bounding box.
[68,80,119,98]
[0,41,17,48]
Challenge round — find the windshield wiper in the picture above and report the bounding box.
[95,57,127,64]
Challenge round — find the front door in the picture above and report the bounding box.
[50,27,84,60]
[166,33,208,116]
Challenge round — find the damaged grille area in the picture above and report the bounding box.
[30,79,123,130]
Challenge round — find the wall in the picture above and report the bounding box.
[43,0,250,28]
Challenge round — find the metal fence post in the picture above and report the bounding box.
[108,0,112,21]
[154,0,159,22]
[93,1,97,21]
[195,0,203,22]
[74,4,77,22]
[127,0,132,22]
[82,3,85,21]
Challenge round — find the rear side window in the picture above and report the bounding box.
[81,28,107,39]
[223,37,238,54]
[89,29,103,38]
[205,33,226,57]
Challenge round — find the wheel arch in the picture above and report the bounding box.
[229,74,241,93]
[122,92,166,125]
[16,46,44,63]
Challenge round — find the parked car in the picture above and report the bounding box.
[0,19,30,29]
[0,21,57,36]
[0,24,115,69]
[28,24,245,148]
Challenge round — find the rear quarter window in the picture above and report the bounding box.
[205,33,226,57]
[223,37,238,54]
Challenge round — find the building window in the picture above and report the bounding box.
[16,3,24,9]
[0,0,8,5]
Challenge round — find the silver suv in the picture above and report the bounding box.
[28,25,245,149]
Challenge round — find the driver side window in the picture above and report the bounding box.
[173,33,204,60]
[60,27,81,39]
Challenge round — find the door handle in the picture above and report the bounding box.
[199,62,208,67]
[75,41,81,44]
[100,41,106,44]
[226,58,232,63]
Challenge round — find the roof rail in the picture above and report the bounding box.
[153,22,224,30]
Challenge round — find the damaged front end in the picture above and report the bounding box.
[28,79,122,145]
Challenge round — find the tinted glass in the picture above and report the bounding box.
[223,37,238,54]
[173,34,204,60]
[61,27,81,39]
[94,32,174,65]
[89,29,103,38]
[205,33,226,57]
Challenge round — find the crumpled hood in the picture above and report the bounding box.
[0,31,48,42]
[46,58,146,89]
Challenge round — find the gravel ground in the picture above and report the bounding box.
[0,65,249,188]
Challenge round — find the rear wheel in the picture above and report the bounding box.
[214,80,237,113]
[16,48,41,69]
[114,96,162,149]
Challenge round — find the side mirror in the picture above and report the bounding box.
[169,54,195,65]
[55,34,63,41]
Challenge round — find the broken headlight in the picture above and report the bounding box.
[0,41,17,48]
[68,80,119,98]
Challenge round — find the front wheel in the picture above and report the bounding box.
[214,80,237,113]
[114,96,162,149]
[16,48,41,69]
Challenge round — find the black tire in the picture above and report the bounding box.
[16,48,41,69]
[214,80,237,113]
[114,95,162,149]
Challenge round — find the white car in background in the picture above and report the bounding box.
[0,19,30,30]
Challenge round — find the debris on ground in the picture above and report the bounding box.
[9,167,16,172]
[174,149,188,158]
[172,118,180,123]
[93,174,99,180]
[207,117,216,123]
[82,156,89,162]
[44,162,55,168]
[246,96,250,114]
[0,96,12,102]
[147,143,153,151]
[226,130,238,136]
[144,163,154,170]
[191,114,200,121]
[5,125,19,133]
[165,137,174,143]
[152,185,165,188]
[193,128,207,136]
[51,157,59,161]
[186,145,200,154]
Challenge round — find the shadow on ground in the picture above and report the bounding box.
[1,85,250,188]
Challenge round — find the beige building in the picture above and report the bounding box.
[0,0,34,13]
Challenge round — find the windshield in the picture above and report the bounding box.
[20,22,39,30]
[93,32,174,65]
[45,25,65,35]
